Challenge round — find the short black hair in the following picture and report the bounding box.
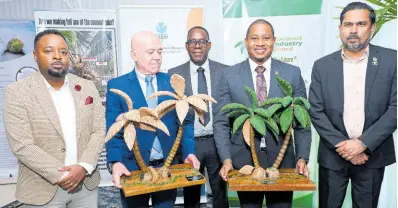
[340,2,376,25]
[246,19,275,38]
[187,26,210,41]
[34,29,67,48]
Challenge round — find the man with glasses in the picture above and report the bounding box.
[168,26,229,208]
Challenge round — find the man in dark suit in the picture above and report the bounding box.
[168,26,229,208]
[105,31,199,208]
[309,2,396,208]
[213,19,311,208]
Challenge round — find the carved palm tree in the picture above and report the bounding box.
[148,74,216,171]
[221,76,311,179]
[221,86,280,179]
[105,89,170,183]
[268,77,311,170]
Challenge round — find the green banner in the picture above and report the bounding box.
[223,0,322,18]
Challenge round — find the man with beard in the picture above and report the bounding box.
[213,19,311,208]
[3,29,105,207]
[168,26,229,208]
[309,2,396,207]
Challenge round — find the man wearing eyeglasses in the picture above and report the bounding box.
[168,26,229,208]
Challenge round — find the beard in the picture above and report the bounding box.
[342,33,372,52]
[48,68,68,77]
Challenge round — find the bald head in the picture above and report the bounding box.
[130,31,163,75]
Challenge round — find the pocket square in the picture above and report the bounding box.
[85,96,93,105]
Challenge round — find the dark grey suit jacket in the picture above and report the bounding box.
[212,58,312,169]
[168,59,228,97]
[309,44,397,170]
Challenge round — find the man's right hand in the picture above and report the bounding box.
[112,162,131,188]
[219,159,233,182]
[350,153,369,165]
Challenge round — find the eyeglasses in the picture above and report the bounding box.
[187,39,209,47]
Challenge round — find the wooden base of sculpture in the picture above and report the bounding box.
[121,163,206,197]
[227,168,316,191]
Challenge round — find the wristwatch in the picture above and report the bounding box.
[108,161,118,174]
[361,141,371,156]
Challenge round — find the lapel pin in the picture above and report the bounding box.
[372,57,378,66]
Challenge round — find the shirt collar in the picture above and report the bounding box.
[248,57,272,73]
[41,73,69,91]
[341,45,369,62]
[190,59,210,75]
[135,68,156,81]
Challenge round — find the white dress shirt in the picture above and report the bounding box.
[135,68,158,99]
[42,75,94,175]
[248,57,271,95]
[342,47,369,139]
[189,59,213,137]
[248,58,272,148]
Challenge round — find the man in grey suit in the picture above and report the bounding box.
[168,26,229,208]
[309,2,396,208]
[213,19,311,208]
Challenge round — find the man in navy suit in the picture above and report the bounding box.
[105,31,199,208]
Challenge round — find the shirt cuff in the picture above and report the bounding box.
[78,162,96,175]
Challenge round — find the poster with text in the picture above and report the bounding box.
[0,20,37,184]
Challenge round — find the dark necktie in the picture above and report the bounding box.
[197,67,210,126]
[255,66,268,105]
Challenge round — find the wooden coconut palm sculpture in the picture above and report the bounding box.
[148,74,216,173]
[221,76,311,180]
[105,89,171,183]
[221,86,280,179]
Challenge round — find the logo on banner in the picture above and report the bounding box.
[156,22,168,40]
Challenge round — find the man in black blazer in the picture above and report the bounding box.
[168,26,229,208]
[309,2,396,208]
[213,19,311,208]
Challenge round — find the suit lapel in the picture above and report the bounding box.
[128,70,148,108]
[240,59,255,90]
[156,72,171,104]
[333,51,345,105]
[209,60,219,96]
[33,73,64,140]
[67,75,83,142]
[180,62,193,96]
[364,45,380,108]
[268,59,280,98]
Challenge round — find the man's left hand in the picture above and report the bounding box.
[335,139,366,161]
[296,158,309,178]
[184,154,200,170]
[57,164,87,192]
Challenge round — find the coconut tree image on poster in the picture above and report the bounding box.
[58,30,117,100]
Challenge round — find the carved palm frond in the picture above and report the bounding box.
[124,123,137,150]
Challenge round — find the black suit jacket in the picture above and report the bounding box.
[309,44,397,170]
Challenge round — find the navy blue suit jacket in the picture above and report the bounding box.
[105,69,195,171]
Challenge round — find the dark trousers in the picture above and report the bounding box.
[120,162,177,208]
[319,165,385,208]
[183,137,229,208]
[237,191,293,208]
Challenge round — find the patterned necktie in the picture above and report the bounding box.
[145,75,163,160]
[197,67,210,126]
[255,66,268,105]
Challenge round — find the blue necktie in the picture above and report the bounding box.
[145,76,163,160]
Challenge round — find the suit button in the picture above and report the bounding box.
[339,113,343,117]
[61,148,66,152]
